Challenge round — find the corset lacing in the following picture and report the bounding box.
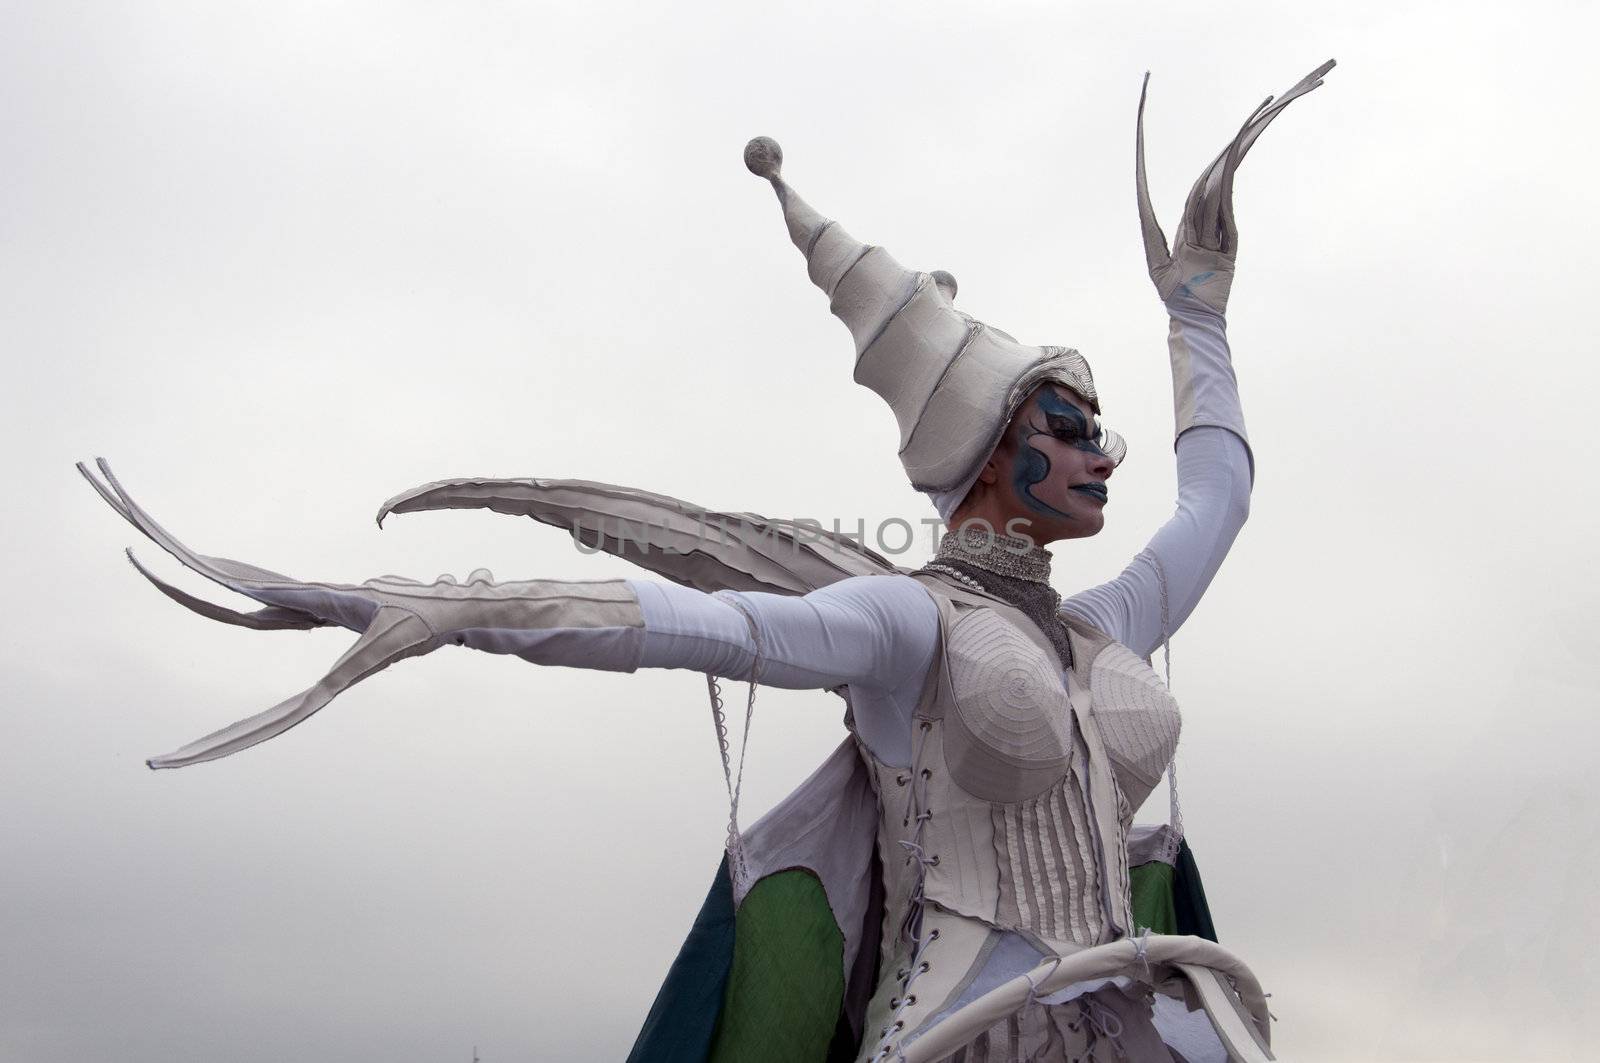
[870,719,939,1063]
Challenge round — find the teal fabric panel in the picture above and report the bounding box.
[1173,838,1219,942]
[708,868,846,1063]
[626,855,736,1063]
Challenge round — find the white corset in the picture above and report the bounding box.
[934,579,1182,815]
[853,577,1186,1061]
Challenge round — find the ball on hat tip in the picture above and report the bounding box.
[744,136,783,179]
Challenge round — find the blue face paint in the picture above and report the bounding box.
[1009,387,1111,520]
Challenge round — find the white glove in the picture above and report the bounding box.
[1136,60,1335,315]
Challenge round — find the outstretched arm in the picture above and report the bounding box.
[80,459,937,769]
[1063,62,1333,657]
[632,576,936,764]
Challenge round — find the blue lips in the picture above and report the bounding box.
[1069,482,1109,504]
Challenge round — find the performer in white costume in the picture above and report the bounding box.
[81,61,1334,1061]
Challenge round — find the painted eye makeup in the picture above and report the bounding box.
[1086,426,1109,458]
[1032,396,1107,458]
[1046,414,1084,440]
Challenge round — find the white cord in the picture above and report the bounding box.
[705,591,765,894]
[1141,548,1184,851]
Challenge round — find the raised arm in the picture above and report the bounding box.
[1063,62,1333,657]
[79,459,936,769]
[1062,296,1251,657]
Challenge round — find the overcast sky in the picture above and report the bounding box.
[4,2,1598,1060]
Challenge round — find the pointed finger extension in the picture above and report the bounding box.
[146,605,436,769]
[1135,71,1173,275]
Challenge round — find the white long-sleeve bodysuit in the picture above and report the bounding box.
[629,423,1247,770]
[569,297,1253,1059]
[88,294,1251,1059]
[537,296,1251,773]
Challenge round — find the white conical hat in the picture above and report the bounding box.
[744,137,1124,514]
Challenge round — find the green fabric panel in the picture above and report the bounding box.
[708,868,846,1063]
[1129,859,1178,935]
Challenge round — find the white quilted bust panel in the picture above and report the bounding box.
[1088,641,1182,811]
[942,609,1074,802]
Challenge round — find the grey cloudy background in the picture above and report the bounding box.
[4,1,1597,1060]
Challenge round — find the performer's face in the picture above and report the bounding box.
[985,384,1115,544]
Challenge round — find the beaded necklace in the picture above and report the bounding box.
[917,526,1074,671]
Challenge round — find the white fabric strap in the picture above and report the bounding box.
[1172,962,1276,1062]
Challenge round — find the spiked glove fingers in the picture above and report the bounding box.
[1135,60,1335,315]
[78,459,648,768]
